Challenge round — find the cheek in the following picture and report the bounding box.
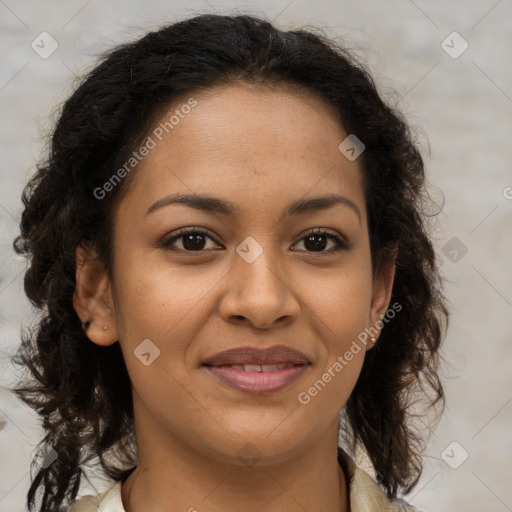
[111,256,230,398]
[297,263,372,396]
[112,249,225,339]
[302,262,373,336]
[296,281,370,414]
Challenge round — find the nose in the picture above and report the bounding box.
[218,243,300,329]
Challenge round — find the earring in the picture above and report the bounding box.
[81,321,108,332]
[371,336,376,343]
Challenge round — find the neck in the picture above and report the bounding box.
[121,422,349,512]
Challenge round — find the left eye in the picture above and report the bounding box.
[293,229,348,253]
[160,228,348,254]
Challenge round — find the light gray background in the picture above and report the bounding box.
[1,1,511,511]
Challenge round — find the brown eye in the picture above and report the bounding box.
[180,232,208,251]
[159,227,350,255]
[292,229,350,254]
[160,228,220,252]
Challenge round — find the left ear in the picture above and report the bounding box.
[368,258,396,347]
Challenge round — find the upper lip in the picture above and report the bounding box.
[202,345,311,366]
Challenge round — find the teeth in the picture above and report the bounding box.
[261,364,289,372]
[217,363,296,372]
[225,363,296,372]
[244,364,262,372]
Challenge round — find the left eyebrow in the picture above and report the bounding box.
[145,193,361,224]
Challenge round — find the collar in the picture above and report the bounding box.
[338,447,420,512]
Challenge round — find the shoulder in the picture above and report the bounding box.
[67,481,124,512]
[339,449,422,512]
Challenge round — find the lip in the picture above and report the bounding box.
[201,345,311,395]
[203,364,310,394]
[202,345,311,366]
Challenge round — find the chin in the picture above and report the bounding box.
[204,431,307,468]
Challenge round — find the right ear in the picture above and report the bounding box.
[73,243,118,346]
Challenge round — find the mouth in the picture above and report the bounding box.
[206,362,302,372]
[202,363,310,394]
[202,345,311,367]
[201,345,311,394]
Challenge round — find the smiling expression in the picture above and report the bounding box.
[75,81,395,467]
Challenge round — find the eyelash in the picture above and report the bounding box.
[159,227,351,255]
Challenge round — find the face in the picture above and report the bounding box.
[74,82,395,467]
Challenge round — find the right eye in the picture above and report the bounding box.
[159,228,222,253]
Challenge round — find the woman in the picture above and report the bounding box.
[10,13,448,512]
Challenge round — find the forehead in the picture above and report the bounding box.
[117,81,366,223]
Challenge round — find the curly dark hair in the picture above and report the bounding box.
[6,12,448,511]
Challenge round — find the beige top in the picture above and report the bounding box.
[68,451,420,512]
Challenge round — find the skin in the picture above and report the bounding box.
[73,82,395,512]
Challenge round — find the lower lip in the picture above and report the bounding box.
[203,364,310,394]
